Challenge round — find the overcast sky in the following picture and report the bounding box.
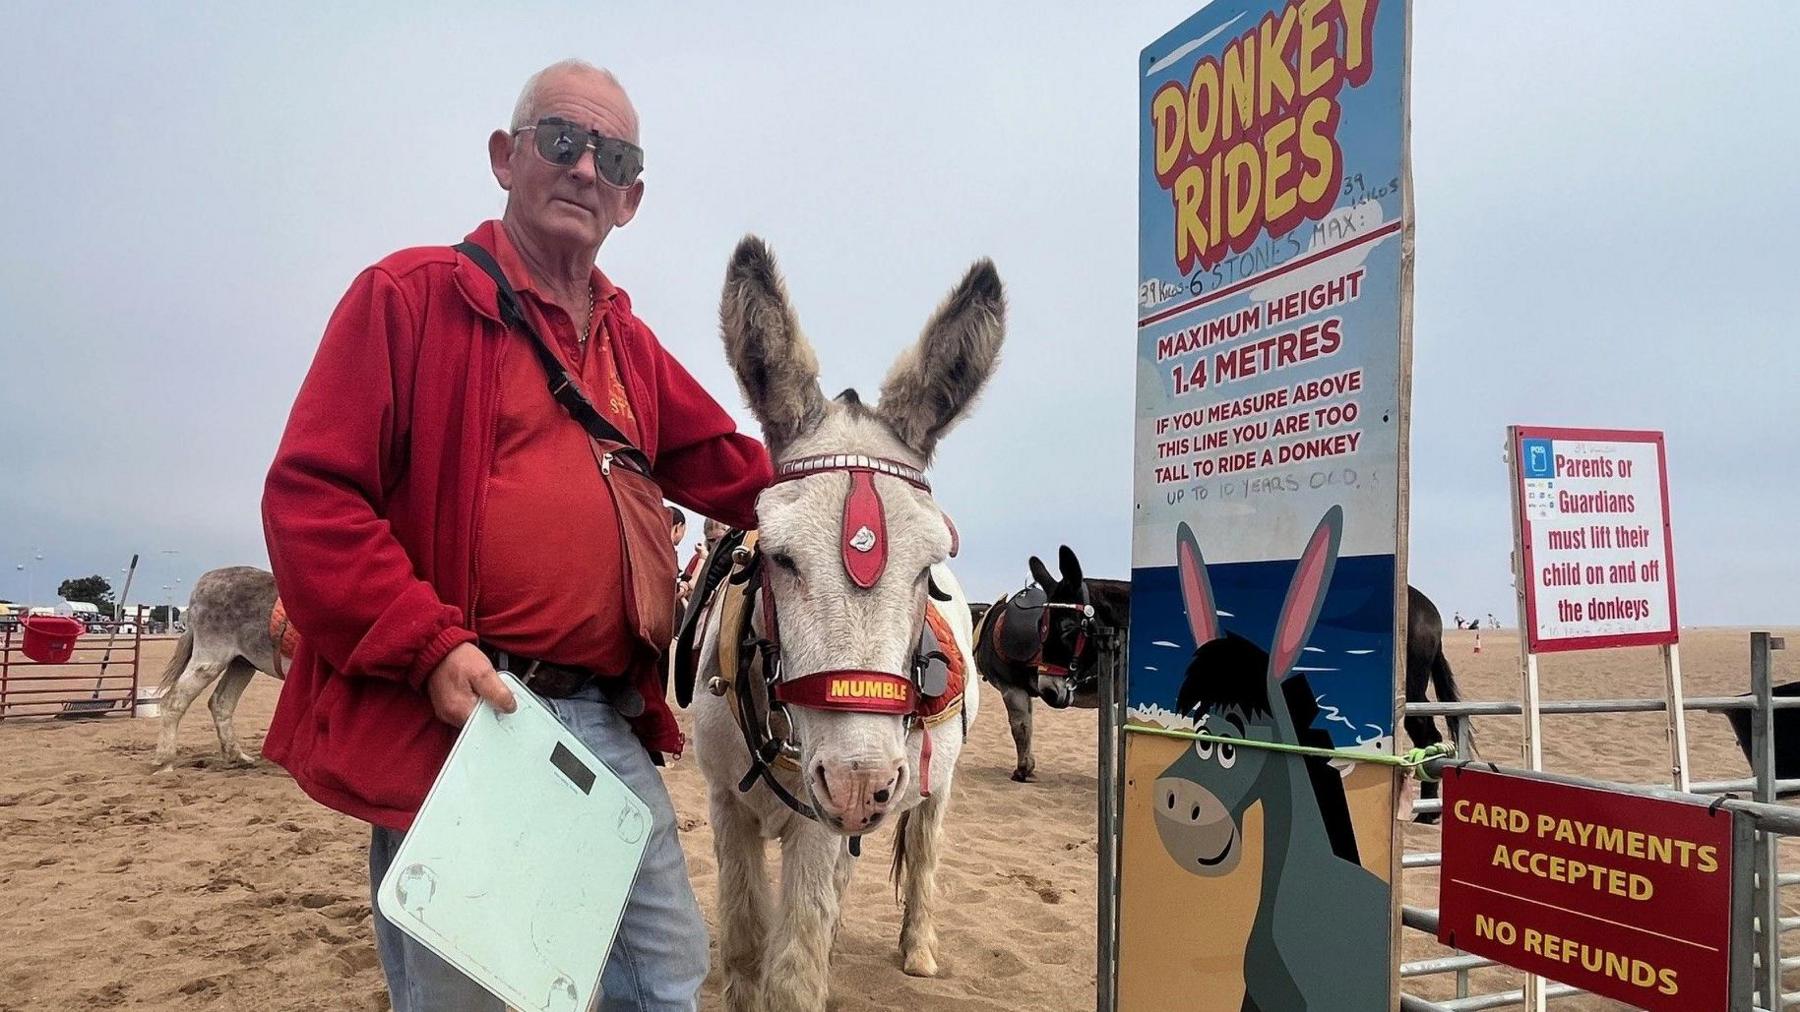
[1,2,1795,626]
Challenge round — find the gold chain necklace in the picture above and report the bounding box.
[579,280,594,347]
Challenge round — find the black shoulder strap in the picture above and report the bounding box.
[454,241,651,475]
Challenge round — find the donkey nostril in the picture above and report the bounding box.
[812,765,833,803]
[873,788,891,804]
[1190,805,1201,822]
[1166,793,1175,809]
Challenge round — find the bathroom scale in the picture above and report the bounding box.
[375,669,652,1012]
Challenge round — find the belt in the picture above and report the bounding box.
[478,644,645,717]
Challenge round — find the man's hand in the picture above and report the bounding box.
[426,643,517,727]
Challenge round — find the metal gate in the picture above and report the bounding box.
[1399,632,1794,1010]
[0,622,147,719]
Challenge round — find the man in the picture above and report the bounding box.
[701,517,729,553]
[667,505,690,630]
[261,60,770,1011]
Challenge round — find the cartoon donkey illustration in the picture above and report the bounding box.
[1152,505,1389,1011]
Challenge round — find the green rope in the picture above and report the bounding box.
[1123,724,1455,780]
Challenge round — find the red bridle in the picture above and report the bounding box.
[752,453,960,797]
[1031,601,1094,678]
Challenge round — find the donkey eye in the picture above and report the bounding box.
[770,551,798,574]
[1219,743,1237,769]
[1195,738,1214,760]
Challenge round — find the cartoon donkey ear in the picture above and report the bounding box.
[1028,555,1056,590]
[1267,505,1344,682]
[1175,522,1220,646]
[1058,545,1084,587]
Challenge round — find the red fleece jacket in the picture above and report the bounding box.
[261,221,769,830]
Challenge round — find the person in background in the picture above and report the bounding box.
[667,504,687,551]
[701,517,729,555]
[676,517,729,607]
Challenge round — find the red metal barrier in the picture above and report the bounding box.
[0,623,143,719]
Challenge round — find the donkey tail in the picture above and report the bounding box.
[157,628,195,695]
[890,809,913,896]
[1430,648,1474,753]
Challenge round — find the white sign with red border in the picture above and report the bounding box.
[1509,426,1678,653]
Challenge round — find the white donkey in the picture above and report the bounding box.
[692,236,1003,1012]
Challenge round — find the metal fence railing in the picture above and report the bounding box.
[1398,632,1793,1011]
[0,623,146,719]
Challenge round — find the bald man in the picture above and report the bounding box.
[262,60,772,1010]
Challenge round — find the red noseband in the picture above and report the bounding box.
[772,670,916,715]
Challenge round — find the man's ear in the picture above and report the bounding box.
[488,130,515,190]
[613,179,645,228]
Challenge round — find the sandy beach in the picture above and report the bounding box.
[2,626,1795,1011]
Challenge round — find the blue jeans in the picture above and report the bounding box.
[369,685,709,1011]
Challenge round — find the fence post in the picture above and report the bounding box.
[129,621,143,715]
[1451,719,1472,1001]
[1096,628,1122,1012]
[1751,631,1780,1009]
[1733,809,1759,1010]
[1,625,9,718]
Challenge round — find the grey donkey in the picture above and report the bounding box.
[151,566,285,770]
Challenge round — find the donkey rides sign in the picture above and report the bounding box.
[1117,0,1412,1009]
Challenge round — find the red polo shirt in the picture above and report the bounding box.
[474,225,643,675]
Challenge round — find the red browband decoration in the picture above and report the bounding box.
[769,454,941,590]
[841,470,887,588]
[773,670,917,715]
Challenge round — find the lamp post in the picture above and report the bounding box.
[24,549,43,609]
[156,550,179,632]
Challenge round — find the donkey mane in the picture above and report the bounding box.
[1176,632,1273,719]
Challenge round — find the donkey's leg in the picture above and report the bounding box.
[1001,686,1037,782]
[207,661,259,766]
[828,845,857,955]
[152,658,228,770]
[762,825,843,1012]
[710,790,771,1012]
[898,795,949,977]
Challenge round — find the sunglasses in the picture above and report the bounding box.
[515,117,644,188]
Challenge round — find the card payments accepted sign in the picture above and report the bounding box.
[1438,768,1735,1010]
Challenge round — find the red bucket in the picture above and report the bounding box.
[21,615,85,663]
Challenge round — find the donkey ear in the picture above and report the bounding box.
[1267,506,1343,682]
[720,236,826,451]
[1028,555,1056,590]
[876,259,1005,459]
[1175,522,1220,646]
[1058,545,1083,587]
